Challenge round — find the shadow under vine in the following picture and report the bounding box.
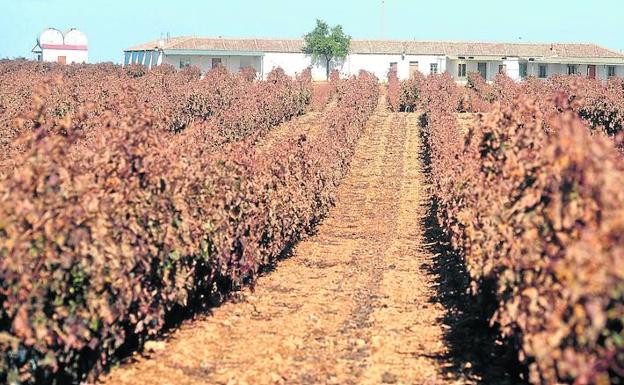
[419,112,527,384]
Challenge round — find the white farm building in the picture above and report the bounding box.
[124,36,624,82]
[32,28,89,64]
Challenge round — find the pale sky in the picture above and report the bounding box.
[1,0,623,63]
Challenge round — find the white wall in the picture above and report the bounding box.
[447,59,492,82]
[42,49,88,64]
[143,50,624,83]
[603,65,618,80]
[486,61,504,81]
[345,54,445,81]
[345,53,400,80]
[503,58,521,81]
[445,59,624,83]
[262,52,323,80]
[525,62,624,80]
[527,62,557,79]
[162,54,262,74]
[251,52,446,81]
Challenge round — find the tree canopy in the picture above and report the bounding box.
[303,19,351,80]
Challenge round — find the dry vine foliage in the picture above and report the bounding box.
[0,61,379,384]
[386,69,425,112]
[418,73,624,384]
[0,61,312,175]
[461,71,624,139]
[387,69,401,112]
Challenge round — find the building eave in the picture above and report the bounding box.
[162,49,266,56]
[536,57,624,65]
[446,55,624,64]
[448,55,514,60]
[124,47,161,53]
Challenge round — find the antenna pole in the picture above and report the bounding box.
[380,0,386,39]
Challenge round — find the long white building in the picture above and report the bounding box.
[124,36,624,81]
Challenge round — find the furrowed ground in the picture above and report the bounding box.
[0,64,381,384]
[100,91,517,385]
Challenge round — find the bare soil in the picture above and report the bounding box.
[456,112,479,134]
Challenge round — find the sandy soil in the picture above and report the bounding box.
[99,95,516,385]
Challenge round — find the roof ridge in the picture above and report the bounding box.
[127,36,618,47]
[195,36,304,41]
[177,36,195,49]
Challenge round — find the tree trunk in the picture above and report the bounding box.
[326,56,331,80]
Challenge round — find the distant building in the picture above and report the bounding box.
[32,28,89,64]
[124,36,624,82]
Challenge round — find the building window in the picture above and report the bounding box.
[568,65,578,75]
[519,63,528,79]
[498,64,506,74]
[458,63,467,77]
[212,58,223,69]
[389,62,398,72]
[239,56,253,70]
[477,62,487,79]
[539,65,547,78]
[430,63,438,74]
[409,61,419,76]
[180,59,191,68]
[608,66,617,78]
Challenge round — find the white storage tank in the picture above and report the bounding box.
[33,27,89,64]
[64,28,88,47]
[38,28,64,47]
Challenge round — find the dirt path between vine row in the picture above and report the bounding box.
[255,99,336,154]
[100,102,474,385]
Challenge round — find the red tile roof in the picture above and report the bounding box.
[125,37,624,59]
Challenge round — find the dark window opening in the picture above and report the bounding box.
[458,63,467,77]
[477,62,487,79]
[212,58,223,69]
[519,63,528,79]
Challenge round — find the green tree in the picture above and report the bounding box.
[303,19,351,80]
